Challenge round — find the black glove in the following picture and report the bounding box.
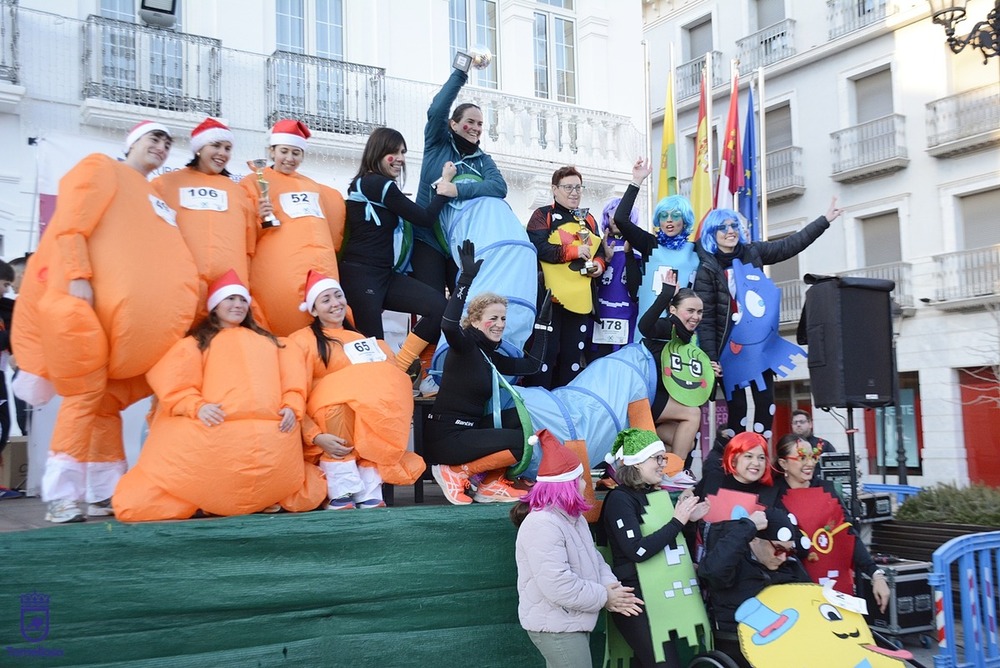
[456,239,483,285]
[534,290,553,331]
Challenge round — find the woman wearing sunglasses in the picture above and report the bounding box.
[693,199,842,439]
[526,166,609,388]
[773,434,890,612]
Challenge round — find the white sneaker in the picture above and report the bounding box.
[661,469,698,490]
[46,499,85,524]
[418,374,439,398]
[87,498,115,517]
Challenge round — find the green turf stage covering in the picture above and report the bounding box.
[0,505,552,667]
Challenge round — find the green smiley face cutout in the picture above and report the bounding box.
[660,338,713,407]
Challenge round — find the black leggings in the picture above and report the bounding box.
[725,370,775,437]
[611,606,683,668]
[410,239,458,295]
[525,303,591,389]
[423,408,524,465]
[339,261,446,343]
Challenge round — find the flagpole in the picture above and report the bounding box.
[757,65,768,241]
[642,39,653,225]
[705,50,713,202]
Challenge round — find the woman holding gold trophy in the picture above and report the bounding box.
[239,119,346,336]
[153,118,259,322]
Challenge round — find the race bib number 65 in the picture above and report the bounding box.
[343,337,388,364]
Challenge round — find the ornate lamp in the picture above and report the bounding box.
[927,0,1000,62]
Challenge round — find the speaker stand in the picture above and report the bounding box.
[846,408,862,526]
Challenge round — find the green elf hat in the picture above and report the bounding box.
[610,428,666,466]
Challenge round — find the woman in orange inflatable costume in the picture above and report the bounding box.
[240,119,345,336]
[288,270,424,510]
[112,270,327,521]
[153,117,258,322]
[12,121,199,524]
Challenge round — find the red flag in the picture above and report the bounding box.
[715,70,743,211]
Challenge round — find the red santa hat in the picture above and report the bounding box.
[269,119,311,152]
[299,269,342,313]
[124,120,171,154]
[207,269,251,312]
[534,430,584,483]
[190,117,235,154]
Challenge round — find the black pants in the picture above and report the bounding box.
[725,370,775,437]
[0,372,9,457]
[423,408,523,465]
[611,605,683,668]
[339,261,446,343]
[410,240,458,295]
[525,303,591,389]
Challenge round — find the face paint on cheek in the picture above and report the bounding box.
[462,125,469,131]
[386,156,393,163]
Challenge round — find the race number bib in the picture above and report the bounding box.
[343,337,387,364]
[279,191,324,219]
[149,195,177,226]
[179,187,228,212]
[592,318,629,345]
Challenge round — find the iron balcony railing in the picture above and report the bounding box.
[81,14,221,115]
[776,279,807,325]
[933,245,1000,302]
[265,50,384,136]
[0,0,17,84]
[765,146,804,192]
[830,113,907,176]
[827,0,896,39]
[676,50,724,100]
[736,19,795,75]
[926,82,1000,147]
[838,261,912,308]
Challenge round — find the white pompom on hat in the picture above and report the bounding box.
[207,269,251,312]
[534,430,584,483]
[190,117,235,154]
[269,119,311,152]
[124,120,171,154]
[299,269,342,313]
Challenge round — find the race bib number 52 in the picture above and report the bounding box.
[279,191,324,219]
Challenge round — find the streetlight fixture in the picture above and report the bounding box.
[927,0,1000,62]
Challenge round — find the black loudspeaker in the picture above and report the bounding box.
[799,276,895,408]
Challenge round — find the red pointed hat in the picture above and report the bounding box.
[207,269,251,311]
[270,119,311,151]
[299,269,342,313]
[534,429,584,483]
[124,120,171,154]
[190,117,235,154]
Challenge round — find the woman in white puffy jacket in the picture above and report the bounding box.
[512,430,643,668]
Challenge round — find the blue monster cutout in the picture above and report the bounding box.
[719,259,805,400]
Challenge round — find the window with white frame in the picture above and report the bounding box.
[100,0,182,98]
[859,211,901,266]
[275,0,345,120]
[449,0,498,89]
[532,2,576,103]
[959,188,1000,249]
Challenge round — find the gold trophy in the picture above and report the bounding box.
[573,208,594,275]
[247,159,280,228]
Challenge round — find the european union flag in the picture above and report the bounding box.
[738,87,760,242]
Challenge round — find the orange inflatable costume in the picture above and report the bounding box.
[240,120,345,336]
[113,270,326,521]
[153,118,258,322]
[289,271,423,508]
[13,121,199,523]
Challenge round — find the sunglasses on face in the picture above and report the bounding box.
[556,184,585,193]
[660,210,684,220]
[717,222,740,232]
[769,540,796,557]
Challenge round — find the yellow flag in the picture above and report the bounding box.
[657,72,677,199]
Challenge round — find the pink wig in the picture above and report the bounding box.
[722,432,773,486]
[524,478,591,518]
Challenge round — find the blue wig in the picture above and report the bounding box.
[699,208,749,255]
[652,195,694,238]
[601,196,637,235]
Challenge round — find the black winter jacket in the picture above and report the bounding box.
[694,215,831,362]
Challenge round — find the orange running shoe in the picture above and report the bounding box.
[473,476,527,504]
[431,464,473,505]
